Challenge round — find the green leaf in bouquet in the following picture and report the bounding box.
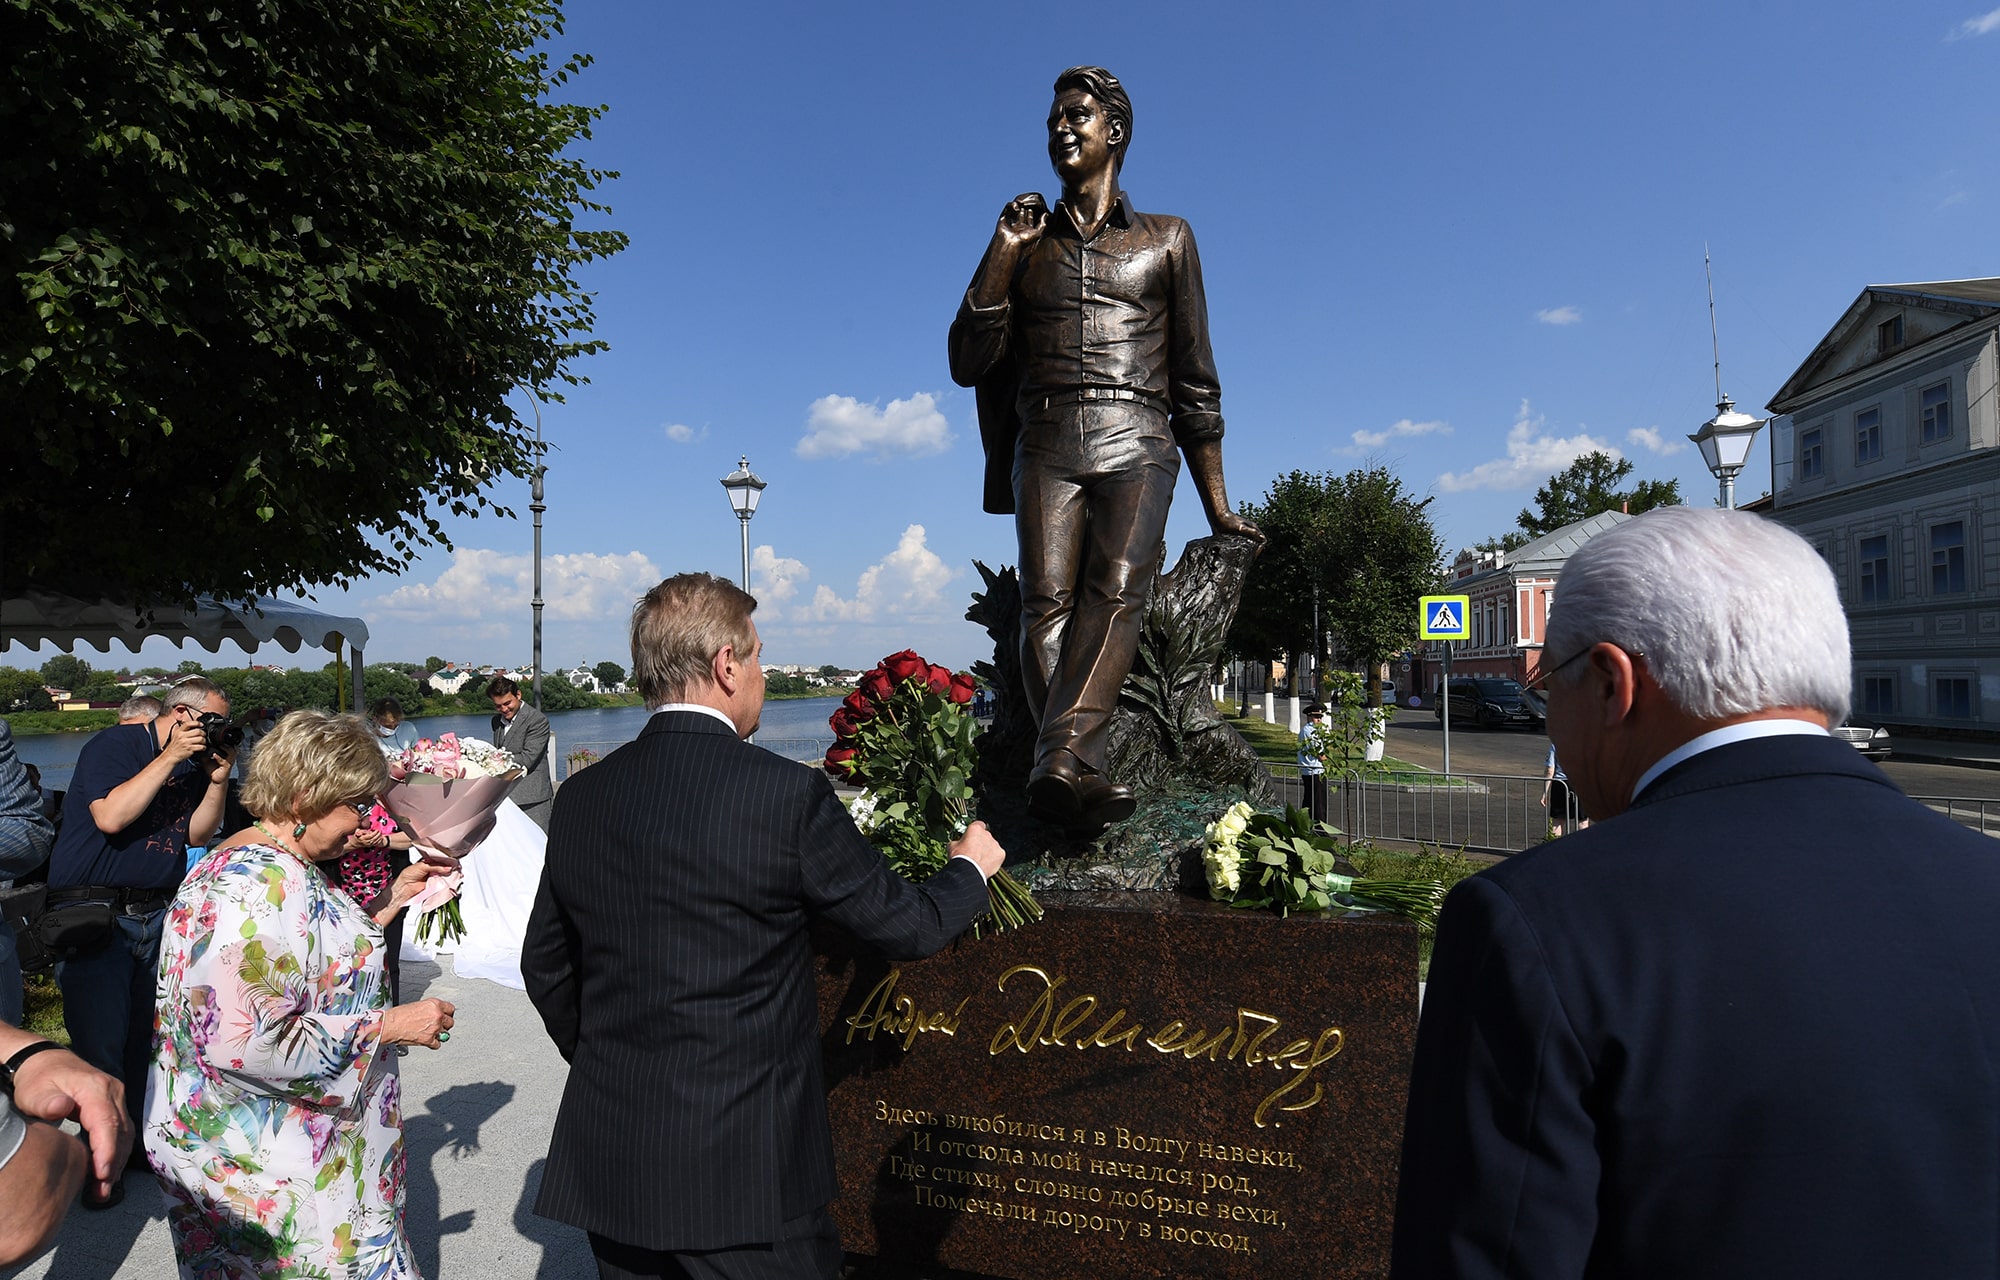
[1256,847,1287,866]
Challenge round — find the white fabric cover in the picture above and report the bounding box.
[400,797,546,991]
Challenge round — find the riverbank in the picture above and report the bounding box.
[1,709,118,735]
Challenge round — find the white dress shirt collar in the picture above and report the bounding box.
[1631,718,1829,804]
[649,702,738,733]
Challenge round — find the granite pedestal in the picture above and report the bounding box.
[816,891,1416,1279]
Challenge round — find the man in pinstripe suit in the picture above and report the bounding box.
[523,572,1005,1280]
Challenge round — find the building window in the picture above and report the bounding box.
[1877,314,1904,350]
[1500,601,1511,645]
[1921,382,1952,444]
[1798,427,1824,480]
[1935,675,1975,720]
[1931,521,1968,595]
[1857,534,1891,603]
[1861,676,1896,716]
[1854,407,1881,464]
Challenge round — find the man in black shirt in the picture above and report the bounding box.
[47,677,233,1139]
[951,65,1260,830]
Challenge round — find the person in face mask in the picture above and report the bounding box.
[368,698,418,753]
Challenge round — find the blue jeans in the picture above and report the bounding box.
[56,907,166,1133]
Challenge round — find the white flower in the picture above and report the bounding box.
[847,792,880,834]
[1202,841,1243,898]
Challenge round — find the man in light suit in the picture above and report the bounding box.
[523,572,1005,1280]
[1392,507,2000,1279]
[487,674,553,831]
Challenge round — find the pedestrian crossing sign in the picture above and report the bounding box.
[1420,594,1471,640]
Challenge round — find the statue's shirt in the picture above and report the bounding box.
[951,192,1224,446]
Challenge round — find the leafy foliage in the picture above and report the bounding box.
[1513,452,1681,540]
[1200,801,1446,928]
[591,660,625,689]
[0,0,626,601]
[1228,467,1444,700]
[39,654,92,691]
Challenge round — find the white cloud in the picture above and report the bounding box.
[751,545,810,607]
[796,392,952,461]
[1536,306,1583,326]
[663,422,707,444]
[1950,5,2000,37]
[1625,426,1687,456]
[1344,417,1451,453]
[798,525,955,622]
[1435,402,1620,492]
[372,547,662,623]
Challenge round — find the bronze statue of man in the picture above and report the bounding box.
[950,65,1261,831]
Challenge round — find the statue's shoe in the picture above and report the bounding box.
[1074,776,1136,829]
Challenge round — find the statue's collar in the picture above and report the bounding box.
[1055,189,1134,237]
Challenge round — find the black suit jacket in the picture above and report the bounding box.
[522,711,989,1251]
[1392,733,2000,1279]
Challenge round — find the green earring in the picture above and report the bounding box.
[293,822,308,839]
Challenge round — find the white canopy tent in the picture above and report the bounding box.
[1,589,370,709]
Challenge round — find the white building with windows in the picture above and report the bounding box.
[1764,278,2000,732]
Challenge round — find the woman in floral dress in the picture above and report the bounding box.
[146,710,459,1279]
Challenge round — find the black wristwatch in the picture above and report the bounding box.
[0,1040,60,1098]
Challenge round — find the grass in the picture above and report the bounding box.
[1228,711,1431,777]
[1346,842,1488,981]
[2,710,118,735]
[21,972,69,1045]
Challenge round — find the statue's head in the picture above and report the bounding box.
[1049,65,1132,179]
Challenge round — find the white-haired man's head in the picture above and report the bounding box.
[1544,507,1851,724]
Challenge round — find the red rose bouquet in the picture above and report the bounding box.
[827,650,1039,933]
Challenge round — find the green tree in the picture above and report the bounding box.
[0,667,54,711]
[817,664,843,679]
[2,0,626,603]
[361,664,423,711]
[176,660,206,676]
[74,676,130,704]
[1229,467,1445,707]
[1515,452,1681,540]
[592,660,625,688]
[424,656,449,675]
[39,654,92,691]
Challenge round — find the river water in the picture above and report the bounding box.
[10,696,845,791]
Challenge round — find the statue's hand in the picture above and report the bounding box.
[994,192,1048,253]
[1211,509,1266,547]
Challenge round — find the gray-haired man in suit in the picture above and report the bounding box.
[523,572,1005,1280]
[487,675,553,831]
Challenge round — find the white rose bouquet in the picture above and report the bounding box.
[1201,801,1445,931]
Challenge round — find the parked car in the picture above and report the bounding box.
[1379,680,1399,708]
[1435,676,1543,730]
[1830,720,1892,759]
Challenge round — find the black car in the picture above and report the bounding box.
[1435,676,1543,730]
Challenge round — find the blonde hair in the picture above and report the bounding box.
[240,710,390,822]
[630,572,757,706]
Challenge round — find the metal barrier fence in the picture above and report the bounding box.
[1263,767,1579,856]
[550,745,2000,850]
[1909,796,2000,839]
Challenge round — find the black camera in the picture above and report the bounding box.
[195,711,245,753]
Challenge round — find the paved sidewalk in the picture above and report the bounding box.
[3,956,594,1280]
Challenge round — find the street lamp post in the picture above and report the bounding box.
[1688,397,1765,509]
[720,456,767,592]
[530,461,546,710]
[1690,248,1766,509]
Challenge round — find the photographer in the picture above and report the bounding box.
[44,677,234,1186]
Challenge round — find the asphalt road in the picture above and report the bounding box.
[1380,706,2000,801]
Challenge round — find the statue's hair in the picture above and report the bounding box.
[1053,65,1132,171]
[630,572,757,706]
[1544,507,1851,723]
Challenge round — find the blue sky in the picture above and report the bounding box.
[13,1,2000,675]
